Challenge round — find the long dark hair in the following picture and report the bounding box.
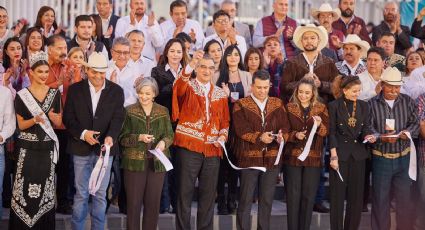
[216,44,244,87]
[2,37,23,70]
[158,38,188,68]
[90,14,103,41]
[34,6,58,31]
[244,47,264,72]
[24,27,45,59]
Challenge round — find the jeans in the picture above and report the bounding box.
[71,154,113,230]
[0,145,4,219]
[371,154,413,230]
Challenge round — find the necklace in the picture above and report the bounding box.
[229,69,238,74]
[344,100,357,127]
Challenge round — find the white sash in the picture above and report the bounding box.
[17,88,59,164]
[298,121,319,162]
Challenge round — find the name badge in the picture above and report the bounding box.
[230,92,239,102]
[385,119,395,131]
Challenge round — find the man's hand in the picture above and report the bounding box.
[364,134,377,143]
[188,50,205,68]
[295,130,307,141]
[330,35,342,49]
[274,26,285,37]
[189,28,197,43]
[104,136,113,147]
[84,130,100,145]
[286,25,294,39]
[147,11,155,26]
[260,132,274,144]
[130,9,136,25]
[214,135,226,147]
[399,130,410,141]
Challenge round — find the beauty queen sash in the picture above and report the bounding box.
[18,88,59,164]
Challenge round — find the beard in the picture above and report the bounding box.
[304,45,318,52]
[341,8,354,17]
[384,14,396,23]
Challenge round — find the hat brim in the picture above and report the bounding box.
[81,61,109,73]
[293,26,329,52]
[382,80,403,86]
[342,40,370,58]
[311,10,339,21]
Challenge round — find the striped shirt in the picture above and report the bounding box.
[416,93,425,166]
[368,93,419,154]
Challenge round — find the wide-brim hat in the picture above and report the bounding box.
[81,52,109,73]
[341,34,371,59]
[293,24,328,51]
[381,67,403,86]
[311,3,340,21]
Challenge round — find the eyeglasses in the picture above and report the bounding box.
[215,19,230,25]
[112,49,130,56]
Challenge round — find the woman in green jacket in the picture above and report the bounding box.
[119,77,174,230]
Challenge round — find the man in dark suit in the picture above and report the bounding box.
[63,52,125,230]
[96,0,119,41]
[372,2,412,56]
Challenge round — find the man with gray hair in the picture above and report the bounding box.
[126,30,155,77]
[107,36,146,107]
[205,0,252,46]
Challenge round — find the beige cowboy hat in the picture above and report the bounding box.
[381,67,403,86]
[341,34,371,58]
[311,3,340,21]
[82,52,109,73]
[293,24,328,51]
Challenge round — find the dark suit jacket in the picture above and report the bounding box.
[151,65,174,115]
[372,21,412,56]
[63,79,125,156]
[328,97,372,161]
[94,14,119,41]
[411,18,425,42]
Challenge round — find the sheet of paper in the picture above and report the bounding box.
[404,132,417,181]
[298,122,318,162]
[274,140,285,165]
[218,141,266,172]
[149,149,174,172]
[336,169,344,182]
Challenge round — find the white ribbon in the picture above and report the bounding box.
[297,121,319,162]
[17,88,59,164]
[148,149,174,171]
[88,144,111,196]
[404,132,417,181]
[336,169,344,182]
[218,140,266,172]
[274,140,285,165]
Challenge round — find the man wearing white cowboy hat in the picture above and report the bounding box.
[368,67,419,230]
[64,52,125,230]
[311,3,345,52]
[281,24,339,103]
[335,34,370,77]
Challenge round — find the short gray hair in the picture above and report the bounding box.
[112,36,130,48]
[135,77,159,97]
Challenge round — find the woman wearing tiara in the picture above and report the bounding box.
[9,51,62,229]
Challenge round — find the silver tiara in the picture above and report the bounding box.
[29,51,49,67]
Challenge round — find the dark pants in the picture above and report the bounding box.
[237,168,279,230]
[217,157,238,198]
[363,157,372,206]
[372,154,413,230]
[124,159,165,230]
[55,129,71,208]
[176,147,220,230]
[415,166,425,229]
[330,156,365,230]
[160,146,177,212]
[284,165,321,230]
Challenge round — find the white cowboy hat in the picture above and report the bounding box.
[82,52,109,73]
[293,24,328,51]
[311,3,340,21]
[341,34,371,58]
[381,67,403,86]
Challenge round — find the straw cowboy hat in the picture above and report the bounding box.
[381,67,403,86]
[82,52,109,72]
[293,24,328,51]
[311,3,340,21]
[341,34,371,58]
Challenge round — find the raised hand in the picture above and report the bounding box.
[147,11,155,26]
[105,25,113,37]
[221,82,230,96]
[189,28,196,42]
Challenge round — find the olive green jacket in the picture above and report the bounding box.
[119,102,174,172]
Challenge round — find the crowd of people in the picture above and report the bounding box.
[1,0,425,229]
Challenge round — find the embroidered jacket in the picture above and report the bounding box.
[172,76,230,157]
[283,102,329,167]
[232,96,288,169]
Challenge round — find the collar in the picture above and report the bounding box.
[75,36,93,49]
[342,59,364,70]
[165,63,182,72]
[341,15,356,26]
[88,78,106,92]
[272,13,287,24]
[196,79,211,91]
[251,94,268,110]
[100,13,112,22]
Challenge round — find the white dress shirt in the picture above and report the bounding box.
[129,55,155,79]
[196,79,211,122]
[101,13,112,36]
[401,66,425,99]
[165,63,182,79]
[251,94,268,124]
[202,33,247,58]
[106,60,143,107]
[115,15,164,61]
[80,80,106,140]
[160,18,205,53]
[358,71,382,101]
[0,86,16,144]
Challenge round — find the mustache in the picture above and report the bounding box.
[59,54,67,58]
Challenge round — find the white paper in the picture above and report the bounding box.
[148,149,174,172]
[297,122,319,161]
[218,140,266,172]
[336,169,344,182]
[404,132,417,181]
[274,140,285,165]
